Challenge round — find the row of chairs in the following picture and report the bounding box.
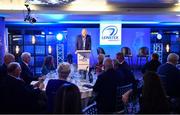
[97,46,149,67]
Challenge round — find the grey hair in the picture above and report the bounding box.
[104,57,113,71]
[58,62,71,79]
[7,62,21,74]
[167,53,179,65]
[21,52,31,60]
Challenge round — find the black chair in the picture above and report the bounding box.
[116,84,133,113]
[137,47,149,67]
[82,102,97,115]
[121,47,133,66]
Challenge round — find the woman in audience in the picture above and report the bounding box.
[54,83,81,114]
[95,54,104,75]
[140,71,170,114]
[41,55,55,75]
[46,62,72,113]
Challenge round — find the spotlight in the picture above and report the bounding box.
[157,33,162,40]
[56,33,63,41]
[24,3,37,24]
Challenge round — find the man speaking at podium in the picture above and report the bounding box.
[76,28,91,50]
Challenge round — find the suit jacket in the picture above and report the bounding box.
[142,60,161,74]
[157,63,180,97]
[0,75,37,113]
[0,63,7,82]
[93,69,123,113]
[76,35,91,50]
[20,62,37,84]
[46,79,71,113]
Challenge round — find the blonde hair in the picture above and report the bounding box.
[58,62,71,79]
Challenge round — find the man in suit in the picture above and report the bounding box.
[142,53,161,74]
[0,62,38,113]
[157,53,180,97]
[20,52,38,84]
[116,52,131,71]
[76,28,91,50]
[157,53,180,113]
[93,58,122,113]
[0,53,15,82]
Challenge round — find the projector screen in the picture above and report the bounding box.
[100,23,122,45]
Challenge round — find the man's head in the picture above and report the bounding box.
[167,53,179,65]
[104,58,113,71]
[151,53,159,61]
[21,52,31,64]
[116,52,124,63]
[7,62,22,78]
[58,62,71,80]
[4,53,15,66]
[81,28,87,38]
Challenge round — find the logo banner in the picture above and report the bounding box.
[100,23,122,45]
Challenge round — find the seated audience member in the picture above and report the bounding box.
[95,54,104,75]
[0,62,43,113]
[93,58,122,113]
[20,52,39,84]
[0,53,15,81]
[46,62,72,113]
[54,83,81,114]
[113,59,136,86]
[157,53,180,113]
[157,53,180,97]
[41,55,56,75]
[142,53,161,74]
[116,52,131,71]
[66,54,73,64]
[140,72,170,114]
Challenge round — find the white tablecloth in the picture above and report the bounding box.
[32,71,97,99]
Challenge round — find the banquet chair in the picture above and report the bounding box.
[82,102,97,115]
[121,47,133,66]
[54,83,81,114]
[137,47,149,67]
[115,84,133,113]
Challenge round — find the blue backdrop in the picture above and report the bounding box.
[67,28,150,66]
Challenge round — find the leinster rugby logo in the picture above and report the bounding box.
[101,25,119,40]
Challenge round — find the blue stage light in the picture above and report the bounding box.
[157,33,162,40]
[56,33,63,41]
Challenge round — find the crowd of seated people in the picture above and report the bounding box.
[0,51,180,114]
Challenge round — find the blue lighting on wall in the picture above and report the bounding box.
[56,33,63,41]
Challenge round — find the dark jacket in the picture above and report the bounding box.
[46,79,71,113]
[93,69,122,113]
[142,60,161,74]
[0,75,38,113]
[20,62,37,84]
[76,35,91,50]
[0,63,7,82]
[157,63,180,97]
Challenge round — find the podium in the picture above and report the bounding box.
[75,50,91,71]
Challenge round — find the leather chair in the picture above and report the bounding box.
[121,47,133,66]
[137,47,149,67]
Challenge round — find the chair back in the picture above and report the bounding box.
[54,83,81,114]
[138,47,149,56]
[116,84,133,112]
[121,47,131,56]
[158,74,168,93]
[82,102,97,115]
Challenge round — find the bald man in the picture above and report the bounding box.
[0,53,15,81]
[76,28,91,50]
[93,58,122,113]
